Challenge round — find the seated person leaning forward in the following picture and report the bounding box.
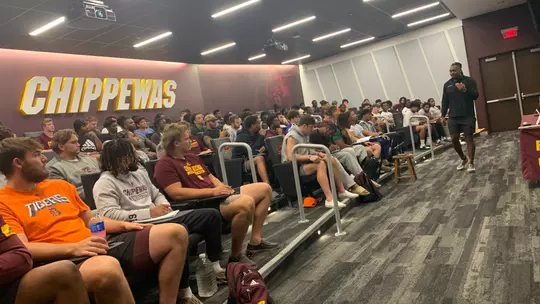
[282,115,360,208]
[0,137,189,304]
[0,214,91,304]
[94,138,226,303]
[154,123,278,267]
[46,129,101,200]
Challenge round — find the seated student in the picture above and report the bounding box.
[190,113,206,136]
[404,99,431,149]
[260,111,270,131]
[74,119,102,154]
[202,114,227,149]
[121,117,157,153]
[227,115,241,142]
[150,117,167,145]
[283,115,359,208]
[116,131,154,163]
[380,101,395,128]
[47,130,100,200]
[334,113,369,163]
[277,113,289,129]
[265,115,284,138]
[155,123,279,267]
[0,137,188,304]
[0,215,91,304]
[358,108,392,161]
[427,98,448,140]
[233,115,271,185]
[393,97,407,113]
[0,126,15,189]
[36,118,55,150]
[94,139,226,303]
[101,116,123,135]
[134,117,155,138]
[178,121,211,155]
[419,102,443,143]
[285,110,300,134]
[99,117,119,143]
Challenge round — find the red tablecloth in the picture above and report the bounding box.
[520,114,540,180]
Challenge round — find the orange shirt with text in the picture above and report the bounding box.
[0,180,91,244]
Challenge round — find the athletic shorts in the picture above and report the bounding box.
[103,227,155,276]
[0,279,20,304]
[448,117,476,135]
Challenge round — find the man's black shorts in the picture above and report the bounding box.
[448,116,476,135]
[0,279,20,304]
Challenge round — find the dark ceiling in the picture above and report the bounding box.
[0,0,453,64]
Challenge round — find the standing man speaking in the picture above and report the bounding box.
[442,62,479,172]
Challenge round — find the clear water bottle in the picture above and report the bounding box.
[195,253,217,297]
[89,214,106,239]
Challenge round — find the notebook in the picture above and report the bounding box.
[136,210,180,224]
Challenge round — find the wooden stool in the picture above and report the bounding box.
[392,154,417,183]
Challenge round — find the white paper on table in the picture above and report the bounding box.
[355,137,371,144]
[136,210,180,224]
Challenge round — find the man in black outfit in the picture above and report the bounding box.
[442,62,479,172]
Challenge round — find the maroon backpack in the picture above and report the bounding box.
[227,262,273,304]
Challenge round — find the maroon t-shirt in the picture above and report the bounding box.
[189,135,205,154]
[154,154,215,190]
[36,133,53,150]
[0,215,32,286]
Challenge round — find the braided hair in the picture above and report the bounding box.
[100,139,140,177]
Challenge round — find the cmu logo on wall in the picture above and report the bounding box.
[20,76,177,115]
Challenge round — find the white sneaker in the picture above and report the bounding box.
[325,200,347,208]
[467,164,476,173]
[338,190,359,200]
[457,158,468,171]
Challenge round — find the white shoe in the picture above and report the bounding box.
[338,190,359,200]
[467,164,476,173]
[325,200,347,208]
[457,158,468,171]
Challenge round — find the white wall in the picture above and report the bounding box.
[300,19,469,108]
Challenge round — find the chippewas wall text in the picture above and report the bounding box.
[20,76,177,115]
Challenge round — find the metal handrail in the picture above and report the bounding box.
[218,142,257,186]
[408,115,435,160]
[290,143,346,236]
[374,114,391,133]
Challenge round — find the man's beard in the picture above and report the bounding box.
[21,163,49,183]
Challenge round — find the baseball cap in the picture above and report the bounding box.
[204,114,217,122]
[73,119,87,133]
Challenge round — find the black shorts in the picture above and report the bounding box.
[105,227,155,276]
[0,279,21,304]
[448,116,476,135]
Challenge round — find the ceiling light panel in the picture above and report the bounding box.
[282,55,311,64]
[248,53,266,61]
[340,37,375,48]
[29,16,66,36]
[201,42,237,56]
[312,28,351,42]
[211,0,261,18]
[272,16,316,33]
[407,13,450,27]
[392,2,440,18]
[133,31,173,48]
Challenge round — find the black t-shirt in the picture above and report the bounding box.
[79,135,98,153]
[203,128,220,139]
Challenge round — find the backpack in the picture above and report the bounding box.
[227,262,273,304]
[361,157,381,181]
[354,172,383,203]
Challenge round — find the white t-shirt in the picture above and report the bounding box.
[403,110,421,127]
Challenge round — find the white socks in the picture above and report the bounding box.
[213,261,224,273]
[179,287,193,299]
[420,139,426,147]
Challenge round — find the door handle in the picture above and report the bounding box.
[522,92,540,99]
[486,94,517,104]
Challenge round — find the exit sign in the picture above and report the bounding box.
[501,26,519,39]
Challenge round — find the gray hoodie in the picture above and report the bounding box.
[93,169,171,221]
[281,124,314,163]
[47,154,100,199]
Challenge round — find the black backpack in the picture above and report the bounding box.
[361,157,381,181]
[354,172,383,203]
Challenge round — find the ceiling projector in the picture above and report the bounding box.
[67,0,116,30]
[264,38,288,51]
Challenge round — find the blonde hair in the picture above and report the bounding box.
[51,129,77,154]
[41,118,53,128]
[161,123,190,156]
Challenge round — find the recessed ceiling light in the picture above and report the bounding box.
[340,37,375,48]
[312,28,351,42]
[133,31,173,48]
[29,16,66,36]
[201,42,236,56]
[392,2,440,18]
[272,16,316,33]
[407,13,450,27]
[211,0,261,18]
[248,53,266,61]
[282,54,311,64]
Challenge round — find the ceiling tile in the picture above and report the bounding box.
[0,5,27,26]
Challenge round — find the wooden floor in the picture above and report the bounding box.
[269,131,540,304]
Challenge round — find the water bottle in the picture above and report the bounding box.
[89,214,106,239]
[195,253,217,297]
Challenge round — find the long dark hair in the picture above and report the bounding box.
[100,139,140,177]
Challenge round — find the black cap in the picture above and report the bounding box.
[73,119,87,133]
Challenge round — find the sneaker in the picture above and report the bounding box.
[325,200,347,208]
[178,296,204,304]
[457,158,468,171]
[338,190,360,200]
[467,164,476,173]
[371,180,382,188]
[228,253,257,268]
[247,239,279,252]
[419,145,431,150]
[349,184,369,196]
[215,269,227,285]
